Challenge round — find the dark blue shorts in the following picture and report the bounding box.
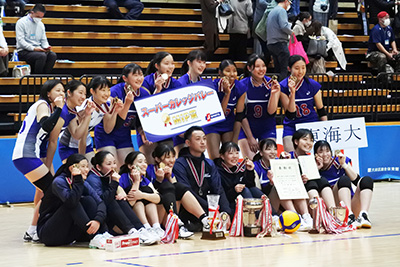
[95,130,133,149]
[58,143,94,161]
[13,157,44,175]
[238,124,276,140]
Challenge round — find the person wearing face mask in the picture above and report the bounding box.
[365,0,398,26]
[292,12,312,44]
[366,11,399,73]
[266,0,293,81]
[15,4,57,74]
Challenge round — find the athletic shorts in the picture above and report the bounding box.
[58,143,94,161]
[238,125,276,140]
[13,157,44,175]
[282,124,296,138]
[95,130,133,150]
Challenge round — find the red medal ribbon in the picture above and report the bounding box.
[221,160,246,174]
[186,158,205,192]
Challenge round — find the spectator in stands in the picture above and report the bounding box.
[312,0,329,26]
[365,0,398,26]
[252,0,269,55]
[104,0,144,20]
[305,20,327,73]
[292,11,312,43]
[0,23,8,76]
[227,0,253,61]
[266,0,292,80]
[366,11,399,73]
[15,4,57,74]
[0,0,26,16]
[200,0,222,58]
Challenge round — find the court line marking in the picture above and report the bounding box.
[104,233,400,266]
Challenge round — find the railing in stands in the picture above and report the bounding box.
[17,75,74,128]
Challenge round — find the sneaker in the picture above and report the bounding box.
[153,226,165,239]
[347,214,361,228]
[358,212,372,229]
[299,214,313,231]
[178,225,194,239]
[32,232,40,243]
[89,234,107,249]
[23,232,34,241]
[138,228,158,245]
[102,232,113,239]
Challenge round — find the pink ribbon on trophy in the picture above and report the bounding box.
[314,197,355,234]
[229,196,244,237]
[208,205,221,234]
[256,195,273,238]
[161,209,179,244]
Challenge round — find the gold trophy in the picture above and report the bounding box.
[243,198,263,237]
[201,195,225,240]
[330,207,347,223]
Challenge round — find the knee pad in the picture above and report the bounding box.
[317,177,331,192]
[305,180,318,192]
[33,172,54,192]
[359,176,374,191]
[337,176,352,190]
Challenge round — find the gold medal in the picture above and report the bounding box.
[271,75,278,81]
[159,162,166,169]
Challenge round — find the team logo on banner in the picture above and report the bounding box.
[135,80,225,142]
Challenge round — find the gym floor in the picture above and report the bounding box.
[1,181,399,266]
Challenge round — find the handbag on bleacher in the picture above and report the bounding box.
[307,37,328,58]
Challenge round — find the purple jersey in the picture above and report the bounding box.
[319,156,352,186]
[94,83,150,148]
[204,78,246,134]
[142,72,181,94]
[253,159,272,185]
[280,77,320,128]
[238,76,277,139]
[146,164,175,184]
[177,73,202,86]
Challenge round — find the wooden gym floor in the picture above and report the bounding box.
[1,181,399,266]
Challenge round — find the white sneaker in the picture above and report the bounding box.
[178,225,194,239]
[23,231,39,242]
[89,234,107,249]
[299,214,313,231]
[152,226,165,239]
[102,232,113,239]
[358,212,372,228]
[138,228,158,245]
[347,214,361,228]
[32,232,40,242]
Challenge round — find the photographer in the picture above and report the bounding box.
[366,11,399,73]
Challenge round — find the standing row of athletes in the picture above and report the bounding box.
[12,49,373,247]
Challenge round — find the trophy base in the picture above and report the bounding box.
[308,228,320,234]
[201,230,226,240]
[243,226,261,237]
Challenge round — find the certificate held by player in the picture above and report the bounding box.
[297,155,321,180]
[269,159,309,200]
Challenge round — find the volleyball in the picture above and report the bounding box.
[279,211,301,233]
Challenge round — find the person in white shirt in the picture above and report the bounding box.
[15,3,57,74]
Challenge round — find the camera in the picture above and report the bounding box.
[321,4,328,11]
